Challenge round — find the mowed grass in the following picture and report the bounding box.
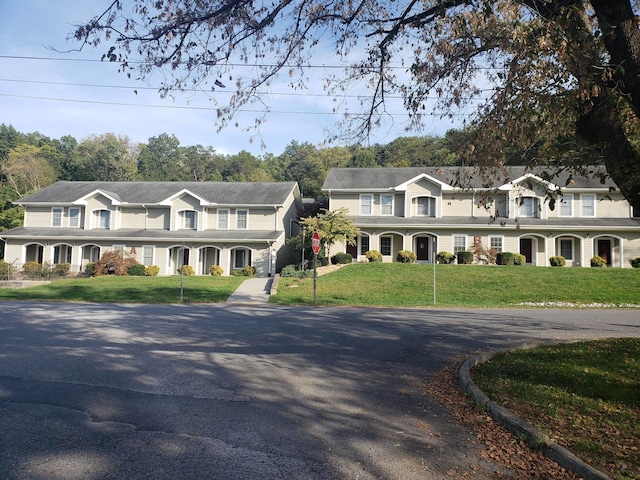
[472,338,640,480]
[271,263,640,308]
[0,275,245,304]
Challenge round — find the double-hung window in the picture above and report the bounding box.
[380,236,392,256]
[380,194,393,216]
[96,210,110,229]
[217,209,229,229]
[415,197,436,217]
[360,235,370,255]
[182,210,197,230]
[489,236,503,253]
[68,208,80,228]
[52,208,63,227]
[360,194,373,215]
[143,246,154,266]
[559,194,573,217]
[560,238,573,260]
[518,197,537,217]
[453,235,466,255]
[581,194,595,217]
[236,210,248,229]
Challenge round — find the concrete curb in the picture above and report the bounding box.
[459,346,612,480]
[269,274,280,295]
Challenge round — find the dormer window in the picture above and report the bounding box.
[415,196,436,217]
[95,209,111,229]
[180,210,197,230]
[518,196,539,218]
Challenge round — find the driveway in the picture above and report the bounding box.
[1,302,638,479]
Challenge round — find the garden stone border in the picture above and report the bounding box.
[459,344,612,480]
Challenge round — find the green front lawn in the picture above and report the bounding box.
[472,338,640,480]
[271,263,640,308]
[0,275,245,304]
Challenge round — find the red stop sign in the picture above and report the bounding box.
[311,231,321,255]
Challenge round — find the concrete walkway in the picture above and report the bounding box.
[225,276,274,304]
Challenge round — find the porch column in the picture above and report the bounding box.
[402,234,411,251]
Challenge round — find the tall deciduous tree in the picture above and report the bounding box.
[73,0,640,211]
[137,133,185,181]
[3,145,57,197]
[74,133,138,181]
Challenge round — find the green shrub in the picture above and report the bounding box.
[318,255,329,267]
[436,251,455,264]
[397,250,417,263]
[145,265,160,276]
[331,252,353,264]
[0,260,15,278]
[590,255,606,267]
[496,252,515,266]
[365,250,383,262]
[233,265,257,276]
[84,262,96,276]
[456,251,473,264]
[178,265,195,276]
[23,261,47,278]
[52,263,70,276]
[280,265,298,277]
[549,256,566,267]
[513,253,526,265]
[127,264,146,276]
[209,265,224,276]
[630,257,640,268]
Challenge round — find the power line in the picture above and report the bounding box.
[0,92,470,117]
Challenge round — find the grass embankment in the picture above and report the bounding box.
[472,338,640,480]
[0,275,245,303]
[271,262,640,308]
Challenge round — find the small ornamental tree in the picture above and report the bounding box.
[94,250,138,276]
[299,208,359,259]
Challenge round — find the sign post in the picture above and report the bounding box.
[311,231,321,305]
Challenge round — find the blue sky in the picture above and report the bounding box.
[0,1,463,156]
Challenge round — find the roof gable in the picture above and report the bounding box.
[497,173,559,192]
[158,189,212,206]
[394,173,454,191]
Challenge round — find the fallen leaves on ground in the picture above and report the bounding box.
[420,359,580,480]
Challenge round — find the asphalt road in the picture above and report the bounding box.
[1,301,638,480]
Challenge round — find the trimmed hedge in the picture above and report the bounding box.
[549,256,566,267]
[496,252,515,266]
[331,252,353,264]
[457,251,473,264]
[436,251,455,264]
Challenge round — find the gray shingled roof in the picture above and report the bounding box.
[0,227,283,242]
[322,166,616,190]
[16,181,299,206]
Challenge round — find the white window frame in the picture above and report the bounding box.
[53,245,72,264]
[559,194,574,217]
[489,235,503,253]
[236,209,249,229]
[360,194,373,216]
[452,235,467,255]
[581,194,596,217]
[217,209,229,229]
[518,196,538,218]
[560,238,574,260]
[68,207,81,228]
[233,249,249,269]
[95,209,111,229]
[380,236,392,256]
[180,210,197,230]
[415,196,436,217]
[380,194,394,216]
[51,208,63,227]
[142,246,155,267]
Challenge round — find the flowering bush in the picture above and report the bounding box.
[436,251,455,264]
[364,250,382,262]
[397,250,417,263]
[145,265,160,276]
[209,265,224,276]
[549,256,566,267]
[178,265,195,275]
[590,255,606,267]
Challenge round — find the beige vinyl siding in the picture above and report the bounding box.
[23,207,50,228]
[328,193,360,213]
[441,192,475,217]
[405,178,442,198]
[594,194,632,217]
[146,208,170,229]
[120,207,147,229]
[276,190,302,270]
[248,208,275,230]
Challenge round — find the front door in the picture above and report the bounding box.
[598,239,611,266]
[416,237,429,261]
[520,238,533,264]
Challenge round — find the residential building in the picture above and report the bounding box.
[322,167,640,267]
[1,181,303,276]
